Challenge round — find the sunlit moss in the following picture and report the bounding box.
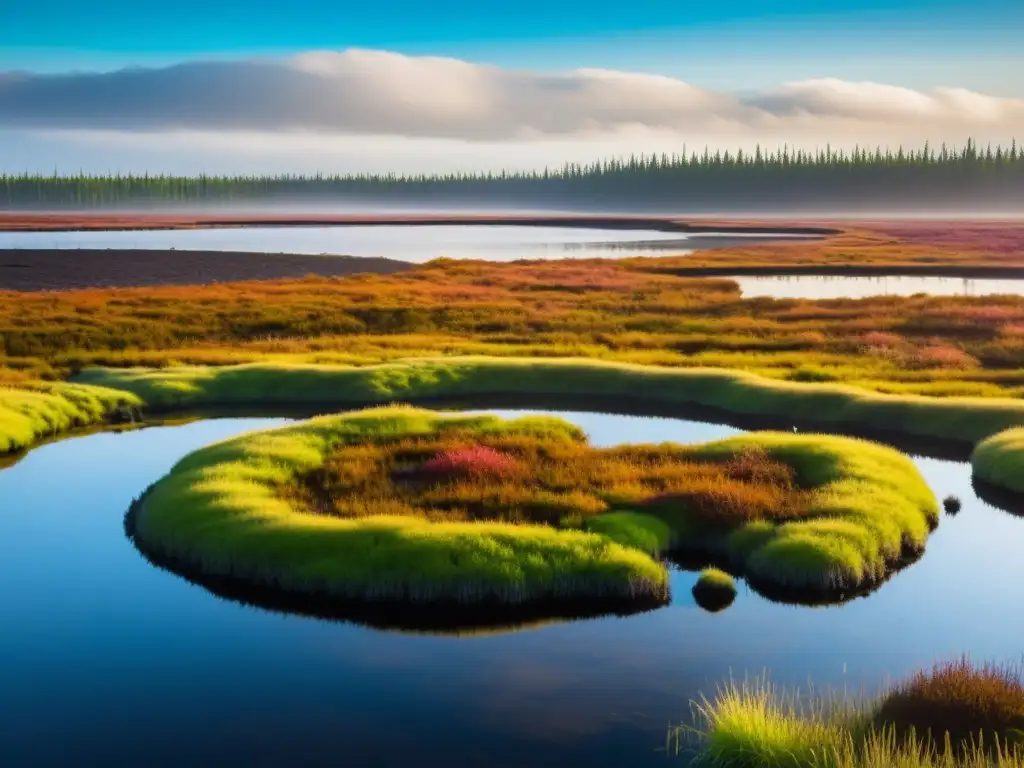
[0,382,141,453]
[127,406,938,608]
[973,428,1024,495]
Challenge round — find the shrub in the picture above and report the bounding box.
[912,346,980,371]
[874,658,1024,754]
[687,668,1024,768]
[418,445,520,480]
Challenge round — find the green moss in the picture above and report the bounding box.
[692,568,738,613]
[77,357,1024,445]
[585,512,672,555]
[695,568,736,593]
[130,406,670,607]
[671,432,939,593]
[0,382,141,454]
[128,406,938,608]
[973,428,1024,495]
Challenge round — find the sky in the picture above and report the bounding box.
[1,0,1022,175]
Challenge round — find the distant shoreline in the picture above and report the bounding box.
[0,212,839,236]
[646,264,1024,279]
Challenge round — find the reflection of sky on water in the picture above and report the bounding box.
[1,411,1022,766]
[0,225,689,262]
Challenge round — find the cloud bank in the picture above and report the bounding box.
[2,49,1022,143]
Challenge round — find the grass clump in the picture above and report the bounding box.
[692,568,737,612]
[128,405,938,609]
[689,678,853,767]
[874,658,1024,754]
[687,667,1024,768]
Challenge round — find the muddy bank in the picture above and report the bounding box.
[0,249,410,291]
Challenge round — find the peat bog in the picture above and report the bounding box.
[3,217,1024,765]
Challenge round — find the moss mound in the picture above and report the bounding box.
[973,428,1024,496]
[692,568,737,612]
[127,406,937,611]
[0,382,141,454]
[77,357,1024,445]
[129,407,668,607]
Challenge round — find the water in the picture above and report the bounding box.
[2,410,1023,766]
[0,225,696,262]
[734,274,1024,299]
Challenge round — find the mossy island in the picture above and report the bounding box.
[693,568,738,612]
[124,406,939,620]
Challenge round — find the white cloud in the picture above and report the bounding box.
[2,50,1022,174]
[2,49,1022,142]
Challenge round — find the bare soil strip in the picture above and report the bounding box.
[0,249,409,291]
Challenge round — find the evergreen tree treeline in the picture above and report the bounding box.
[2,139,1022,209]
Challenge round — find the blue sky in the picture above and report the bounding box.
[4,0,1022,86]
[2,0,1022,174]
[3,0,971,54]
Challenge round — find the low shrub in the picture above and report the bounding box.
[874,658,1024,754]
[688,667,1024,768]
[418,445,521,480]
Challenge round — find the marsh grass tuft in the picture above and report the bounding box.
[874,658,1024,755]
[684,663,1024,768]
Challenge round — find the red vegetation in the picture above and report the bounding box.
[875,657,1024,752]
[3,219,1024,395]
[419,446,521,480]
[290,434,813,527]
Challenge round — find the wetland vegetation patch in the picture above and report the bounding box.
[973,428,1024,496]
[689,659,1024,767]
[692,568,738,612]
[125,405,939,614]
